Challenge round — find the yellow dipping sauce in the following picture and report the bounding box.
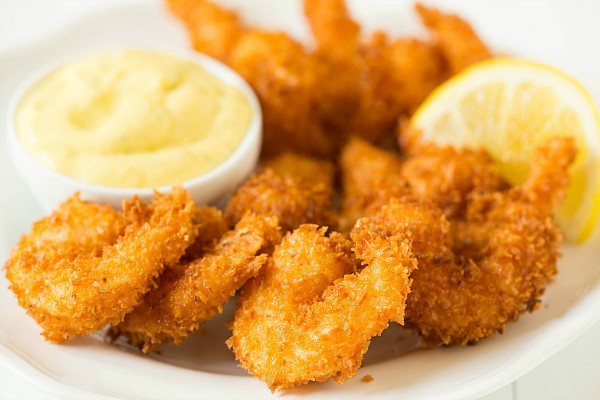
[14,49,253,188]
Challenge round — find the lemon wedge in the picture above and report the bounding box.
[411,57,600,243]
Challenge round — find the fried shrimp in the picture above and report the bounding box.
[261,151,335,189]
[304,0,446,142]
[167,0,336,158]
[399,144,506,219]
[229,31,335,158]
[365,137,575,346]
[165,0,244,62]
[338,136,407,232]
[416,3,493,75]
[303,0,361,133]
[111,212,281,352]
[167,0,494,155]
[225,153,336,232]
[228,224,416,391]
[338,136,505,230]
[181,206,228,261]
[4,188,197,343]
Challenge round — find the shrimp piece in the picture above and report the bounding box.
[368,137,575,346]
[261,151,335,189]
[397,124,507,218]
[416,3,493,75]
[111,212,281,352]
[351,33,445,140]
[338,136,408,232]
[520,136,576,216]
[399,144,506,219]
[304,0,361,134]
[181,206,228,261]
[229,31,335,158]
[304,0,359,62]
[350,33,400,141]
[165,0,244,63]
[228,224,416,391]
[339,136,505,230]
[383,37,446,114]
[225,154,336,232]
[4,188,197,343]
[168,0,337,158]
[304,0,446,141]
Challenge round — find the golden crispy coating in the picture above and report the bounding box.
[339,136,574,345]
[224,168,335,232]
[453,137,576,258]
[111,212,281,352]
[167,0,494,156]
[181,206,228,261]
[400,145,506,219]
[384,37,446,114]
[4,188,197,343]
[416,3,493,75]
[350,33,446,141]
[228,224,416,391]
[349,33,399,141]
[261,151,335,189]
[338,136,408,232]
[167,0,338,158]
[304,0,442,143]
[520,136,577,216]
[166,0,244,62]
[339,137,403,204]
[339,136,506,229]
[366,137,575,346]
[229,31,335,158]
[304,0,361,134]
[304,0,359,62]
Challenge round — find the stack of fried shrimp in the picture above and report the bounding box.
[3,0,577,393]
[167,0,492,159]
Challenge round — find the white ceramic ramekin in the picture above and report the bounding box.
[6,47,262,212]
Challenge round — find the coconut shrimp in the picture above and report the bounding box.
[225,153,336,232]
[228,223,416,391]
[4,188,197,343]
[111,212,281,352]
[361,137,575,346]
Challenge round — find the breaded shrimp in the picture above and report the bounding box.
[167,0,495,156]
[167,0,337,158]
[304,0,445,142]
[350,33,445,140]
[228,224,416,391]
[304,0,359,62]
[165,0,244,62]
[181,206,228,261]
[224,165,335,232]
[384,37,446,114]
[304,0,361,133]
[111,212,281,352]
[338,136,408,232]
[366,137,575,346]
[416,3,493,75]
[399,144,506,219]
[261,151,335,189]
[229,31,335,158]
[4,188,197,343]
[339,136,505,229]
[339,136,404,202]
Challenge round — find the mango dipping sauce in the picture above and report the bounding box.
[13,49,253,188]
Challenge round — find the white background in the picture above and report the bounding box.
[0,1,599,399]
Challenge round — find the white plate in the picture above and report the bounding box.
[1,1,600,399]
